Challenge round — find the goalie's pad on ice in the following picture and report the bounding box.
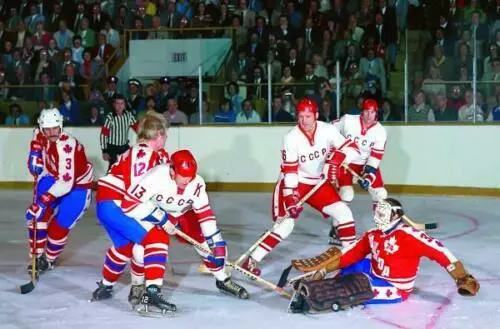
[289,272,374,313]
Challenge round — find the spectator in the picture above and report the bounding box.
[71,35,84,65]
[47,38,60,60]
[32,22,51,51]
[127,78,146,115]
[0,71,9,100]
[359,47,386,96]
[103,76,119,106]
[214,99,236,123]
[93,33,115,65]
[458,88,484,121]
[14,21,30,49]
[8,66,33,101]
[235,99,261,123]
[100,94,137,171]
[158,76,176,111]
[434,92,458,121]
[408,90,435,122]
[227,81,244,114]
[33,72,57,102]
[79,18,96,49]
[189,99,214,124]
[53,20,74,50]
[86,105,104,127]
[422,65,446,105]
[58,90,81,125]
[163,98,188,126]
[318,98,334,122]
[4,104,30,125]
[138,96,159,121]
[80,50,101,83]
[487,93,500,121]
[379,98,399,121]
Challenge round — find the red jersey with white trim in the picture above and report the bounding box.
[331,115,387,168]
[340,224,458,292]
[281,121,360,187]
[121,164,216,226]
[43,132,94,198]
[96,144,167,202]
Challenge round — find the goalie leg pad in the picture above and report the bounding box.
[296,272,374,312]
[369,187,387,202]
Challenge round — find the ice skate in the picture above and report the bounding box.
[27,254,50,277]
[328,226,341,246]
[137,285,177,317]
[216,278,249,299]
[90,281,113,302]
[128,284,144,308]
[241,257,261,277]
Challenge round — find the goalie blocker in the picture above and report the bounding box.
[289,198,480,312]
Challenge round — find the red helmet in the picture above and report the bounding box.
[170,150,197,178]
[362,99,378,112]
[296,98,318,114]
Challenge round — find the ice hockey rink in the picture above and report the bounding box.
[0,190,498,329]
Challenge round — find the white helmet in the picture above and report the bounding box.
[38,108,63,130]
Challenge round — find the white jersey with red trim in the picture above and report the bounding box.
[96,143,168,202]
[331,115,387,168]
[43,132,94,197]
[281,121,360,187]
[340,224,458,292]
[121,164,216,226]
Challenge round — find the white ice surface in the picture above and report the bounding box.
[1,190,499,329]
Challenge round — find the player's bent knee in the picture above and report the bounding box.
[322,202,354,224]
[132,244,144,264]
[339,186,354,202]
[369,187,387,201]
[272,216,295,239]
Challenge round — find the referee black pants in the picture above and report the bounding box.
[107,144,130,172]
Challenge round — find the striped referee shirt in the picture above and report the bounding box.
[100,111,137,151]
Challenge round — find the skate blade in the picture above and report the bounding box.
[137,305,176,318]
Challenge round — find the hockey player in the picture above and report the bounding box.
[122,149,249,300]
[91,113,175,315]
[332,98,388,208]
[289,198,480,313]
[328,98,387,245]
[240,98,361,276]
[25,108,94,275]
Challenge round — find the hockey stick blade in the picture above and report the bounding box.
[20,281,35,294]
[277,265,292,288]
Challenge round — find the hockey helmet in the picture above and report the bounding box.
[38,108,63,130]
[170,150,197,178]
[296,98,318,114]
[362,98,378,112]
[374,198,405,232]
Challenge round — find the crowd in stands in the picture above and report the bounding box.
[0,0,499,126]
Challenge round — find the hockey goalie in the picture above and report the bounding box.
[288,198,480,313]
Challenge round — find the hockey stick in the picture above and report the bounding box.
[174,228,292,299]
[20,176,38,294]
[233,178,328,266]
[341,164,438,230]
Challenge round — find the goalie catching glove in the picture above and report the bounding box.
[448,261,480,296]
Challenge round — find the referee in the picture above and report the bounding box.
[100,94,136,171]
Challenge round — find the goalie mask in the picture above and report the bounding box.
[374,198,404,232]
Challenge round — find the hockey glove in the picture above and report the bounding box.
[448,261,480,296]
[283,188,303,219]
[358,165,377,191]
[162,217,179,235]
[323,151,346,182]
[28,141,44,176]
[25,193,56,221]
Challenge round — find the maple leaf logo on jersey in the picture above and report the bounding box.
[137,149,146,159]
[384,236,399,254]
[62,173,72,182]
[59,135,69,141]
[63,144,73,154]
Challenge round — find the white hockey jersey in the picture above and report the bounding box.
[281,121,360,188]
[332,115,387,168]
[121,164,215,226]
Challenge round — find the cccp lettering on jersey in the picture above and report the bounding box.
[155,194,194,206]
[299,148,328,163]
[346,134,375,148]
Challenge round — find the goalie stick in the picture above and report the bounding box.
[233,178,328,266]
[342,164,438,230]
[173,228,292,299]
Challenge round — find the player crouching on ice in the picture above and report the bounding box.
[126,150,249,302]
[26,108,93,276]
[288,198,480,313]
